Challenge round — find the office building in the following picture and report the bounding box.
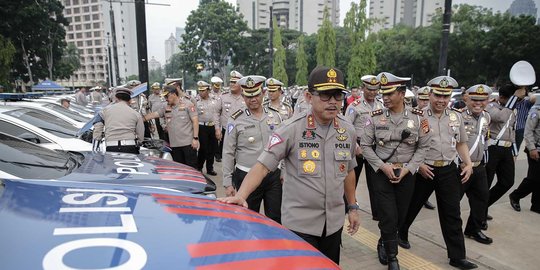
[369,0,444,32]
[508,0,537,20]
[148,56,161,71]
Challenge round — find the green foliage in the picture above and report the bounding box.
[55,43,81,80]
[272,19,288,86]
[180,0,248,77]
[126,75,139,81]
[295,35,308,86]
[0,35,16,87]
[149,67,165,85]
[316,7,336,67]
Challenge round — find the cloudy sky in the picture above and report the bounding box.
[145,0,514,65]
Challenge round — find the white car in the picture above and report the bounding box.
[3,101,86,128]
[0,106,80,138]
[34,97,95,118]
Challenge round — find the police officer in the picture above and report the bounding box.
[219,67,360,264]
[90,86,103,105]
[345,75,384,220]
[265,78,293,120]
[166,78,197,106]
[196,80,219,176]
[92,87,145,154]
[485,84,519,224]
[361,72,430,270]
[144,85,199,168]
[210,76,223,98]
[416,86,436,210]
[399,76,477,270]
[222,75,283,223]
[509,91,540,214]
[75,87,88,106]
[148,82,166,140]
[460,84,493,245]
[293,86,311,115]
[215,70,245,162]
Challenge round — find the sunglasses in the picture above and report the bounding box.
[311,90,345,101]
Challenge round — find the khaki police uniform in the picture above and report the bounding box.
[293,92,311,116]
[90,88,103,105]
[148,84,166,140]
[196,81,220,175]
[75,90,88,106]
[401,76,470,262]
[210,76,223,99]
[510,101,540,213]
[460,84,493,242]
[265,78,293,120]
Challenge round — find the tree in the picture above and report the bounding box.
[149,67,165,85]
[272,19,288,86]
[55,43,81,80]
[344,0,376,87]
[0,35,16,88]
[316,7,336,67]
[180,0,248,78]
[295,35,308,86]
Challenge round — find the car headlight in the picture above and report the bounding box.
[139,148,162,158]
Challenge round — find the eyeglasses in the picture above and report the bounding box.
[311,90,345,101]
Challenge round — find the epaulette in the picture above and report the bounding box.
[262,100,270,106]
[370,109,383,117]
[411,108,424,116]
[352,99,361,106]
[452,107,464,113]
[231,109,243,120]
[267,105,279,112]
[282,101,292,107]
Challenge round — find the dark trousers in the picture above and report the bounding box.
[511,150,540,212]
[372,170,414,241]
[515,129,524,151]
[106,145,139,154]
[232,168,282,223]
[171,145,197,169]
[362,160,378,219]
[197,125,217,172]
[400,163,466,260]
[292,227,343,264]
[215,128,225,159]
[460,164,489,234]
[486,145,515,207]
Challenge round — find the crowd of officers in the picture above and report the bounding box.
[91,65,540,270]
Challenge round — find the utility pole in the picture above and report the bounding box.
[135,0,148,86]
[437,0,452,75]
[108,1,121,86]
[268,6,273,78]
[107,32,113,87]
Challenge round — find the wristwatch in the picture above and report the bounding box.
[193,137,199,140]
[347,203,360,211]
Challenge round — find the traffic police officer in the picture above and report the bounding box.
[399,76,477,270]
[166,78,198,106]
[222,75,283,223]
[361,72,430,270]
[144,85,199,168]
[460,84,493,245]
[265,78,293,120]
[210,76,223,98]
[215,70,245,162]
[219,67,360,264]
[196,80,219,176]
[93,87,145,154]
[293,86,311,115]
[509,91,540,214]
[346,75,384,220]
[416,86,436,210]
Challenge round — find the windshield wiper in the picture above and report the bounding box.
[0,158,69,170]
[40,127,77,137]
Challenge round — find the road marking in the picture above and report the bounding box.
[345,221,442,270]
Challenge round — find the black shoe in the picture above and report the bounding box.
[480,221,488,231]
[449,259,478,269]
[509,194,521,212]
[486,214,493,220]
[377,240,387,265]
[207,170,217,176]
[424,201,436,210]
[398,236,410,249]
[464,231,493,244]
[215,158,221,162]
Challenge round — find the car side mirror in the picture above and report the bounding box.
[19,132,40,144]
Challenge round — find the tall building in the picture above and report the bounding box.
[508,0,538,19]
[148,56,161,71]
[369,0,444,32]
[236,0,340,35]
[61,0,139,87]
[164,33,178,63]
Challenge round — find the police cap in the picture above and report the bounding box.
[428,76,458,96]
[266,77,283,92]
[466,84,492,101]
[238,75,266,97]
[308,66,346,92]
[160,85,178,97]
[230,71,243,83]
[417,86,431,100]
[114,87,132,99]
[361,75,380,90]
[197,81,211,91]
[377,72,410,94]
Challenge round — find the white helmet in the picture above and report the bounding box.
[510,60,536,86]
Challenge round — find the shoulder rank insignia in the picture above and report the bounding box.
[267,105,279,112]
[452,107,464,113]
[352,99,361,106]
[411,108,424,116]
[370,109,383,117]
[231,109,243,120]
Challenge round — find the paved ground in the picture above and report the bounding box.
[205,149,540,270]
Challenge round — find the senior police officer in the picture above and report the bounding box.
[361,72,430,270]
[219,67,360,264]
[459,85,493,245]
[92,88,145,154]
[196,80,219,176]
[265,78,293,120]
[222,75,283,223]
[399,76,477,270]
[214,70,245,162]
[144,85,199,168]
[346,75,384,220]
[509,91,540,214]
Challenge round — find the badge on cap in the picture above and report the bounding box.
[311,150,320,159]
[246,77,255,88]
[370,78,377,85]
[327,69,337,83]
[380,74,388,85]
[303,160,316,173]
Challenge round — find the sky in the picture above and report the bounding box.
[144,0,515,65]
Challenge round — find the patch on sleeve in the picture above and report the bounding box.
[190,105,196,113]
[531,112,538,119]
[348,108,355,115]
[267,134,284,149]
[421,119,430,133]
[227,123,235,134]
[365,118,372,127]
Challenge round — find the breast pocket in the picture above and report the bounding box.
[298,148,322,178]
[448,124,460,148]
[334,150,352,178]
[404,128,419,145]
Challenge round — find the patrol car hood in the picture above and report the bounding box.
[59,151,216,195]
[0,179,338,269]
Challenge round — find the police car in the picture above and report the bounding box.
[2,101,87,128]
[0,106,80,138]
[0,132,213,195]
[0,179,338,269]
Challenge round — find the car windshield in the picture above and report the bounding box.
[42,103,91,122]
[2,108,79,138]
[0,132,80,179]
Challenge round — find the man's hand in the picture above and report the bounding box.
[379,163,397,180]
[530,149,539,161]
[355,143,363,156]
[392,167,410,184]
[191,139,199,150]
[215,129,222,141]
[217,195,248,208]
[418,164,434,180]
[224,185,236,197]
[460,163,473,183]
[347,210,360,235]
